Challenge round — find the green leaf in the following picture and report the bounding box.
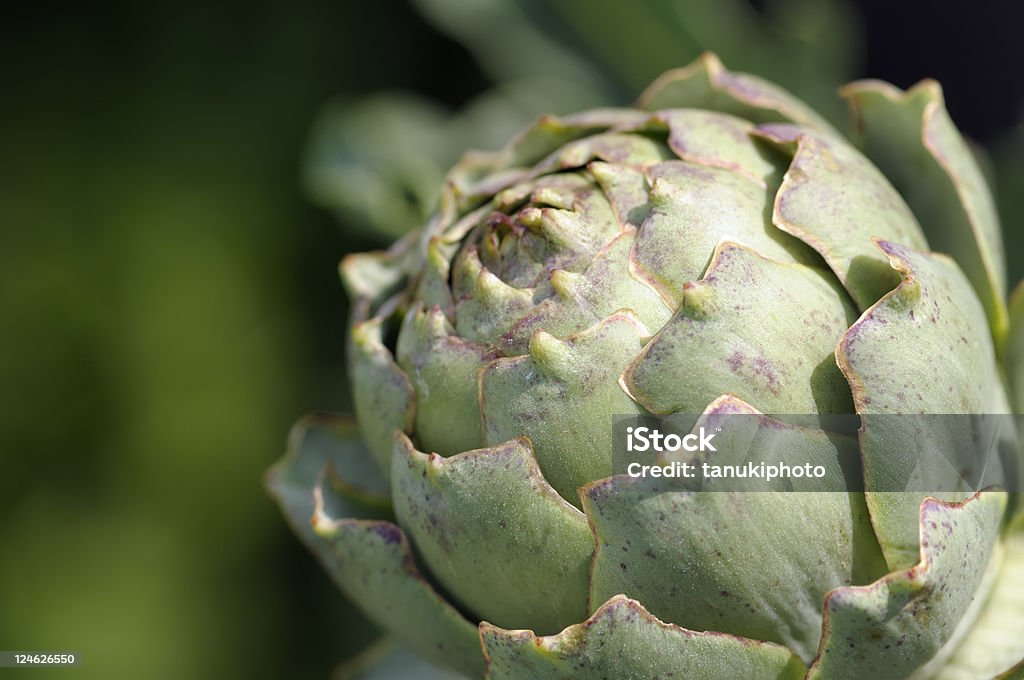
[679,395,867,493]
[480,595,806,680]
[349,317,416,478]
[480,312,647,503]
[582,471,885,663]
[626,155,813,307]
[391,434,593,635]
[638,53,837,135]
[933,510,1024,679]
[841,80,1008,345]
[530,129,669,175]
[836,241,1008,569]
[656,109,779,185]
[806,492,1006,680]
[312,509,485,677]
[754,123,927,309]
[305,93,453,241]
[265,414,391,549]
[624,242,856,415]
[411,0,611,103]
[992,128,1024,296]
[450,245,538,345]
[548,0,859,122]
[396,305,499,455]
[490,109,647,173]
[502,228,671,352]
[340,240,418,311]
[1010,282,1024,413]
[266,416,483,676]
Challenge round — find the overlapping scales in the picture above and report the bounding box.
[276,53,1024,679]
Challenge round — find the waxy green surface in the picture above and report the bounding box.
[841,80,1008,344]
[482,596,806,680]
[271,53,1024,679]
[392,434,593,634]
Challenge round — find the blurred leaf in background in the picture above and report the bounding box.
[849,0,1024,287]
[305,0,863,240]
[995,128,1024,286]
[0,1,457,677]
[308,0,1023,287]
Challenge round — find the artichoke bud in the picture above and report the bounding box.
[269,52,1024,680]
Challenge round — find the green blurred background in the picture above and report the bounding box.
[1,1,1021,677]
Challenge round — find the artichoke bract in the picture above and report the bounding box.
[269,54,1024,679]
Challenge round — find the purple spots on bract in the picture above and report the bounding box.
[727,350,744,372]
[753,356,782,394]
[373,523,402,545]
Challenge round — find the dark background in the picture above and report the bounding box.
[1,1,1021,677]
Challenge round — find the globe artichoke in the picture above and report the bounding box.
[269,54,1024,679]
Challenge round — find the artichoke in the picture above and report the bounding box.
[269,54,1024,679]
